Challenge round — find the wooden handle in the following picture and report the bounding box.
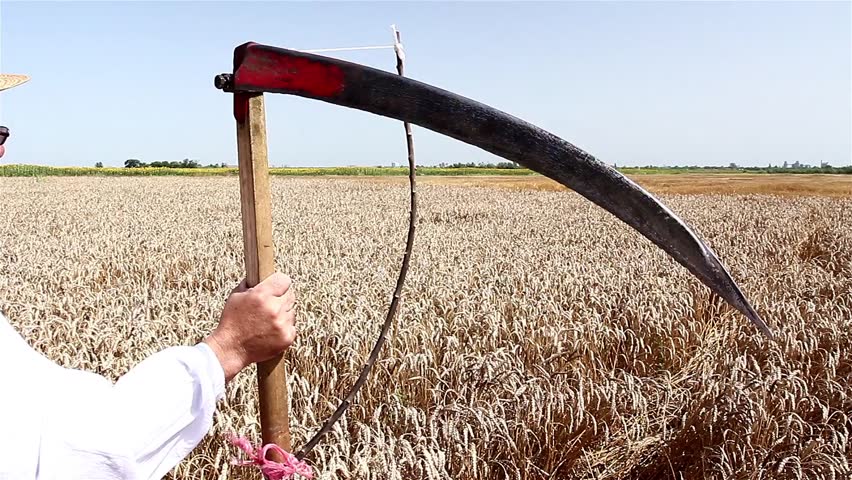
[235,92,292,455]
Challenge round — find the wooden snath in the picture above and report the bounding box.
[234,91,292,457]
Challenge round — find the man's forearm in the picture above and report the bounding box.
[203,332,248,383]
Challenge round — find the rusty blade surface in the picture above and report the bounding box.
[223,42,772,338]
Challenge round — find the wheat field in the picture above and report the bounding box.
[0,176,849,479]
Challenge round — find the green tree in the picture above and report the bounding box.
[496,161,522,169]
[95,162,104,168]
[124,159,143,168]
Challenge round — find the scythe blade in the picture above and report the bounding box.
[216,41,772,338]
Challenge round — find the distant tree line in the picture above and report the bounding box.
[106,158,850,174]
[121,158,228,169]
[432,161,524,169]
[429,161,849,173]
[755,165,852,174]
[621,163,852,174]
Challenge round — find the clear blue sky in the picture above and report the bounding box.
[0,1,849,168]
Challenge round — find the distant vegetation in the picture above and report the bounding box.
[435,161,524,169]
[0,165,538,177]
[0,161,849,177]
[123,158,228,169]
[616,163,852,175]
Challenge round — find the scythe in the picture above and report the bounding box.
[215,40,773,467]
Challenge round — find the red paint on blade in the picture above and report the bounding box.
[235,47,344,97]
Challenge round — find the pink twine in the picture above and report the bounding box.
[228,434,314,480]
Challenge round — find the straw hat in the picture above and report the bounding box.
[0,74,30,91]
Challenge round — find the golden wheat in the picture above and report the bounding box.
[0,176,849,480]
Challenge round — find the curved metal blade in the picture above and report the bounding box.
[223,42,772,338]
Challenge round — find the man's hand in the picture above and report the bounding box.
[203,273,297,383]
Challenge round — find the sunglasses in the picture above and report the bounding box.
[0,126,8,146]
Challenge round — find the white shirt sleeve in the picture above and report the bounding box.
[0,313,226,480]
[40,343,226,480]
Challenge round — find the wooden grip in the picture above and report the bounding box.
[235,92,292,455]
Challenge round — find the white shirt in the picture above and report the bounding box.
[0,312,225,479]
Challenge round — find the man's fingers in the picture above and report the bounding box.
[255,272,292,297]
[280,310,297,345]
